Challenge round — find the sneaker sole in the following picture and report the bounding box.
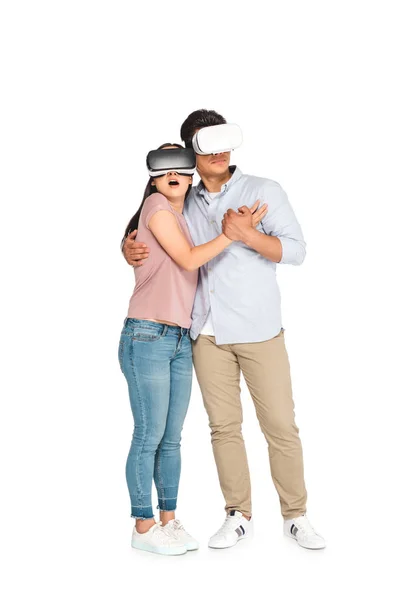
[186,542,200,551]
[131,540,187,555]
[284,532,326,550]
[208,534,249,549]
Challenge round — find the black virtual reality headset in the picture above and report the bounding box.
[146,147,196,177]
[191,123,243,155]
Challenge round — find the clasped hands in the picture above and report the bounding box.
[221,200,268,242]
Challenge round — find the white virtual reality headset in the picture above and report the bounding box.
[191,123,243,155]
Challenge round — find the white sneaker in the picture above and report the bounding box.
[131,522,187,555]
[162,519,199,551]
[208,511,252,549]
[284,515,326,549]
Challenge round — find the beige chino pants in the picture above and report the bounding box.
[191,329,307,519]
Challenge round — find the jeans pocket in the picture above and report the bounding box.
[118,339,125,371]
[132,328,162,342]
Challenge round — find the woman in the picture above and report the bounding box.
[119,144,267,556]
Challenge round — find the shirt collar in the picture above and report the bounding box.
[196,166,242,197]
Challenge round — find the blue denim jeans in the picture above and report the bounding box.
[118,318,193,519]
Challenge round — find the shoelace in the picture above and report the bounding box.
[154,523,177,540]
[215,514,242,536]
[159,520,185,540]
[293,516,318,537]
[171,519,185,531]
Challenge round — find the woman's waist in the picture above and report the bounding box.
[127,302,193,329]
[122,317,190,337]
[131,270,197,303]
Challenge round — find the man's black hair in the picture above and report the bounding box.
[180,109,227,148]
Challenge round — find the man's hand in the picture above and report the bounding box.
[222,201,267,242]
[122,230,150,266]
[248,200,268,227]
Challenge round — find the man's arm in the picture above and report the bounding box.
[239,219,284,262]
[122,201,268,266]
[221,183,306,266]
[122,230,150,266]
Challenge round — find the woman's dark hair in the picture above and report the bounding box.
[180,109,227,148]
[120,143,192,250]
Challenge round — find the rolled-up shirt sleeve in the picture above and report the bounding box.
[260,181,306,266]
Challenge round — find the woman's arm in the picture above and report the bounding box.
[148,211,232,271]
[149,200,268,271]
[123,200,267,267]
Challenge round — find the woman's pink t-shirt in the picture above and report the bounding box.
[127,193,198,328]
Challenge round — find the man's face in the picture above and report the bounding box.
[195,151,231,178]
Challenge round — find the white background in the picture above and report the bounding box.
[1,1,399,598]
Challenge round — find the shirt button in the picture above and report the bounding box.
[208,267,212,272]
[210,290,214,294]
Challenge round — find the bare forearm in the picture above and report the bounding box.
[242,228,282,262]
[186,235,232,270]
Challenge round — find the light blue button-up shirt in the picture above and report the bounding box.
[183,166,306,345]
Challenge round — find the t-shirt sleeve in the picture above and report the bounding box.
[143,193,173,229]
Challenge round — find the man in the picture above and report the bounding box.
[123,109,325,550]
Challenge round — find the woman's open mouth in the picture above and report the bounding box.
[168,179,180,187]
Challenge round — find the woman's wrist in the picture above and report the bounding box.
[221,233,233,245]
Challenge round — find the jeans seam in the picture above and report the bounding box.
[171,332,190,360]
[157,496,177,500]
[130,340,146,506]
[171,334,182,359]
[156,445,165,506]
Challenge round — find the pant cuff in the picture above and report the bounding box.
[131,505,154,520]
[283,511,306,521]
[226,506,252,518]
[157,498,177,512]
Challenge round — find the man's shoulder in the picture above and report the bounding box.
[236,173,289,213]
[241,172,283,191]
